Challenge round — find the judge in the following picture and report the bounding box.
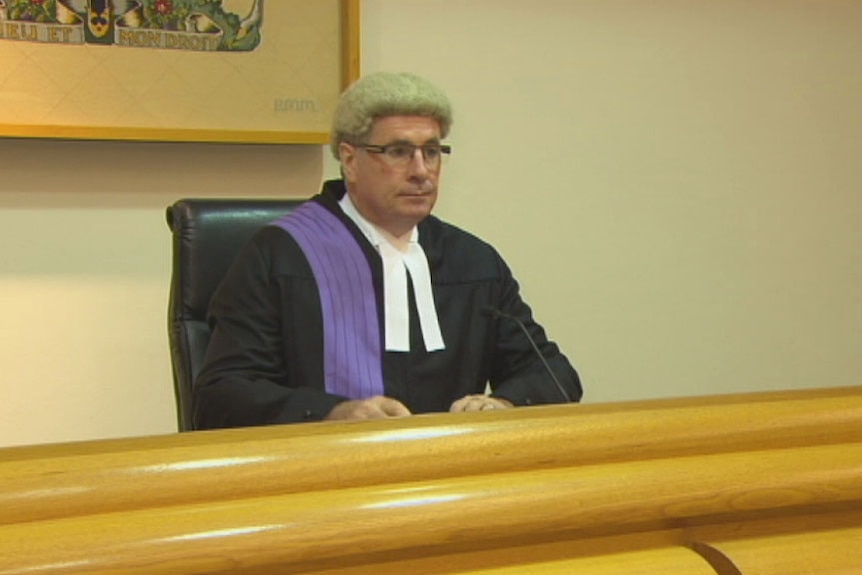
[194,72,582,428]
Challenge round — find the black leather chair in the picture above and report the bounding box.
[166,199,302,431]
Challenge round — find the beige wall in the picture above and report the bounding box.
[1,0,860,447]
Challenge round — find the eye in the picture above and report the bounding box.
[386,145,414,159]
[422,146,441,160]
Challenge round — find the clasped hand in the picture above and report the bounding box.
[324,394,513,421]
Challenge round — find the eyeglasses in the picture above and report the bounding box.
[355,142,452,169]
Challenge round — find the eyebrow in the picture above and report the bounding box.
[383,138,442,146]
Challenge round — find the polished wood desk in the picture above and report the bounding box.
[1,386,861,574]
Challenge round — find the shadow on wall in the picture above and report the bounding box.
[0,137,324,209]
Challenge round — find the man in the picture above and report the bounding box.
[193,72,581,428]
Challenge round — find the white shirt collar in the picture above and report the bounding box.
[339,193,445,352]
[339,191,416,249]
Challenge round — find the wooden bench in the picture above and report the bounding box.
[1,385,860,574]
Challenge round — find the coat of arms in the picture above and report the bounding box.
[0,0,263,51]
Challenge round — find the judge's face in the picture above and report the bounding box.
[340,115,442,238]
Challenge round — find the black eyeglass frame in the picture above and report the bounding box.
[354,143,452,164]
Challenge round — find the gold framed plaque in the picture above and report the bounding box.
[0,0,360,143]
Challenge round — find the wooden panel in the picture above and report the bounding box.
[2,442,861,573]
[0,386,860,574]
[305,532,710,575]
[2,386,860,525]
[408,547,717,575]
[694,527,862,574]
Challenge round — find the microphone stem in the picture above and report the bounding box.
[491,308,572,403]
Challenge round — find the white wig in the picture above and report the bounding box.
[330,72,453,160]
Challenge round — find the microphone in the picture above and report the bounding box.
[482,306,572,403]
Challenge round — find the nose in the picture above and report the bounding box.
[407,148,431,177]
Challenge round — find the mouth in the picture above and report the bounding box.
[400,188,435,197]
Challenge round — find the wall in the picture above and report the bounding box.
[2,0,860,447]
[0,142,322,446]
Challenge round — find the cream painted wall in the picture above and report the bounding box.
[1,142,322,446]
[358,0,862,401]
[2,0,860,447]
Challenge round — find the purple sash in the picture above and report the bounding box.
[272,202,384,399]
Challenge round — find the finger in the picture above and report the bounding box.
[326,399,383,420]
[352,401,389,419]
[461,397,490,412]
[378,397,412,417]
[450,395,478,412]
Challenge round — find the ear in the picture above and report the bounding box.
[339,142,359,182]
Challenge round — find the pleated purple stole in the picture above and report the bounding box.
[272,202,384,399]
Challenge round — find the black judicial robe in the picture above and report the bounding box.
[193,180,582,429]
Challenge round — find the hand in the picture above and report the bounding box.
[325,395,412,421]
[449,394,514,413]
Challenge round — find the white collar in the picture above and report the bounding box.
[339,193,445,352]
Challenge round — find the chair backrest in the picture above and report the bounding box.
[166,198,302,431]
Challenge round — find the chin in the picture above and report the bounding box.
[397,204,433,227]
[403,206,432,220]
[412,200,436,216]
